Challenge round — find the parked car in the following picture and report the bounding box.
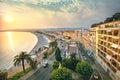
[42,60,48,68]
[83,56,86,60]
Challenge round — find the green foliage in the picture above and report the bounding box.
[29,60,37,70]
[52,61,59,69]
[61,58,73,69]
[49,41,58,49]
[55,47,62,62]
[48,48,56,56]
[70,53,76,60]
[0,71,8,80]
[61,53,80,71]
[8,67,32,80]
[43,51,48,59]
[13,51,34,73]
[76,62,93,79]
[91,12,120,28]
[104,12,120,22]
[50,67,72,80]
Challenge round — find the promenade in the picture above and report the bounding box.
[7,32,50,78]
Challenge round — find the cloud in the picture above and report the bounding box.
[1,0,120,30]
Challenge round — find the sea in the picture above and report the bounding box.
[0,32,50,70]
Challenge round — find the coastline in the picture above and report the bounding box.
[7,32,51,78]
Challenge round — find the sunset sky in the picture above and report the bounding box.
[0,0,120,30]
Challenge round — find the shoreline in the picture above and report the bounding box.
[0,32,38,71]
[7,32,51,78]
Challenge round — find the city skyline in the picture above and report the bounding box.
[0,0,120,30]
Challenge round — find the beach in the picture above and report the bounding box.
[0,32,51,78]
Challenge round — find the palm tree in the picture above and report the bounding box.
[13,51,33,73]
[49,41,57,49]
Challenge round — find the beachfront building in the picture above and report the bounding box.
[82,30,90,49]
[96,20,120,80]
[74,30,82,42]
[62,31,75,40]
[88,27,97,55]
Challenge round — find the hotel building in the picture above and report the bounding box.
[95,20,120,80]
[88,27,97,55]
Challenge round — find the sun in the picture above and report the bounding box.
[3,15,14,23]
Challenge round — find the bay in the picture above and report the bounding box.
[0,32,50,70]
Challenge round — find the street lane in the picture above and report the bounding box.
[77,43,112,80]
[26,40,64,80]
[26,52,55,80]
[26,65,52,80]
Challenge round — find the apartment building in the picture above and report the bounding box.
[96,20,120,80]
[89,27,97,54]
[62,31,75,40]
[74,30,82,42]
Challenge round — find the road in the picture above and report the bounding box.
[77,43,112,80]
[26,39,65,80]
[26,53,55,80]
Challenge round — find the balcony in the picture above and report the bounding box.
[113,30,119,36]
[106,49,113,56]
[117,55,120,62]
[107,37,112,42]
[110,59,117,67]
[112,54,117,59]
[116,63,120,71]
[110,44,118,52]
[105,25,113,28]
[107,30,112,35]
[113,38,119,44]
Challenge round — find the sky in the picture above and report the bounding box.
[0,0,120,30]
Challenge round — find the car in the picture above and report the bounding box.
[42,60,48,68]
[83,56,86,60]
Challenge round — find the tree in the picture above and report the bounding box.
[55,47,62,62]
[61,53,80,71]
[43,51,48,59]
[70,53,80,71]
[50,67,72,80]
[112,12,120,20]
[76,62,93,80]
[0,71,8,80]
[52,61,59,69]
[70,53,76,60]
[49,41,57,49]
[104,17,113,23]
[29,60,37,70]
[61,58,72,69]
[35,50,38,57]
[13,51,34,73]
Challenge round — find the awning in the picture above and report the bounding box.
[111,44,118,48]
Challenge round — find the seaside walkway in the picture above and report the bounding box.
[7,32,50,78]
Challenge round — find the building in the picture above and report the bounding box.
[66,42,77,58]
[74,30,82,42]
[88,27,97,55]
[95,20,120,80]
[62,31,75,40]
[82,30,90,49]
